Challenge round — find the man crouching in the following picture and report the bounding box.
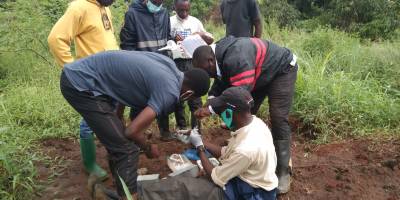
[191,87,278,200]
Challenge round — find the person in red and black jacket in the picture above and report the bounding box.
[192,35,298,195]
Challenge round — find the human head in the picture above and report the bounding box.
[97,0,115,6]
[181,68,210,101]
[145,0,164,13]
[174,0,190,20]
[192,45,217,78]
[208,87,254,130]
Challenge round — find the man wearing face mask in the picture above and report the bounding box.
[120,0,170,52]
[190,87,278,200]
[192,36,298,194]
[120,0,175,141]
[48,0,119,182]
[60,50,210,198]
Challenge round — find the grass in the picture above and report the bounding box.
[0,0,399,199]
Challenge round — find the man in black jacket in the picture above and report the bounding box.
[192,36,298,194]
[120,0,170,52]
[120,0,174,141]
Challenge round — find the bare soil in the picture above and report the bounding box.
[35,126,400,200]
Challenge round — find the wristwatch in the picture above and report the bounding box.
[197,145,206,153]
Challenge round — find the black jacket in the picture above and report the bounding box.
[120,0,171,52]
[209,36,294,97]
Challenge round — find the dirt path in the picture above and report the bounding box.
[35,128,400,200]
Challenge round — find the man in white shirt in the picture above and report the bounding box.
[190,87,278,200]
[170,0,213,131]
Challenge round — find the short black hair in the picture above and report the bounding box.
[192,45,214,66]
[174,0,189,5]
[183,68,210,97]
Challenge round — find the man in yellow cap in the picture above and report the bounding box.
[48,0,119,182]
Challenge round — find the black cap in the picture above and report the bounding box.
[208,87,254,114]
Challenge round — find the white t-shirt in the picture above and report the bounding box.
[170,15,206,40]
[211,116,278,191]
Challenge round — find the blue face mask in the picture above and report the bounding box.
[147,0,162,13]
[221,108,234,130]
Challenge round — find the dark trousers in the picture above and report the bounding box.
[60,71,139,195]
[224,177,277,200]
[251,64,298,141]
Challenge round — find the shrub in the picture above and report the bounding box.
[259,0,301,27]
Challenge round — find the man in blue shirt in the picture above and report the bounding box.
[60,50,210,198]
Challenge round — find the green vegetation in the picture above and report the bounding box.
[0,0,399,199]
[206,23,400,140]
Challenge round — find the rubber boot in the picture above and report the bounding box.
[80,135,108,181]
[274,139,292,194]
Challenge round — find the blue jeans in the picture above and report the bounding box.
[224,177,277,200]
[80,118,93,139]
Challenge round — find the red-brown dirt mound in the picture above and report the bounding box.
[35,128,400,200]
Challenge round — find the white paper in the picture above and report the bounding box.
[181,34,207,58]
[158,35,207,59]
[158,40,187,59]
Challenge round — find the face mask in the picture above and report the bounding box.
[147,0,163,13]
[221,108,234,130]
[97,0,114,6]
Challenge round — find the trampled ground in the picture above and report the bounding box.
[35,126,400,200]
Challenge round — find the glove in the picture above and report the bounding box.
[189,128,203,148]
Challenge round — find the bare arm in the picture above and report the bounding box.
[199,148,215,176]
[196,32,214,45]
[125,106,159,158]
[203,141,222,158]
[253,18,262,38]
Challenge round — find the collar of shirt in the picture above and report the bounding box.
[176,15,188,22]
[210,44,221,78]
[230,116,254,137]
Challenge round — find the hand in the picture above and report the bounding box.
[145,144,160,159]
[193,32,214,45]
[189,128,203,148]
[194,107,211,119]
[175,34,184,42]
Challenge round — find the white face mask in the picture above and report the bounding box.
[147,0,163,13]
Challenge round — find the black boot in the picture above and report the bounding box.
[274,139,292,194]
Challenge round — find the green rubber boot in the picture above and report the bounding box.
[80,135,108,181]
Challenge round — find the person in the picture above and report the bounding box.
[220,0,262,38]
[120,0,174,141]
[60,50,210,198]
[192,36,298,194]
[190,87,278,200]
[47,0,119,182]
[170,0,214,132]
[120,0,170,52]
